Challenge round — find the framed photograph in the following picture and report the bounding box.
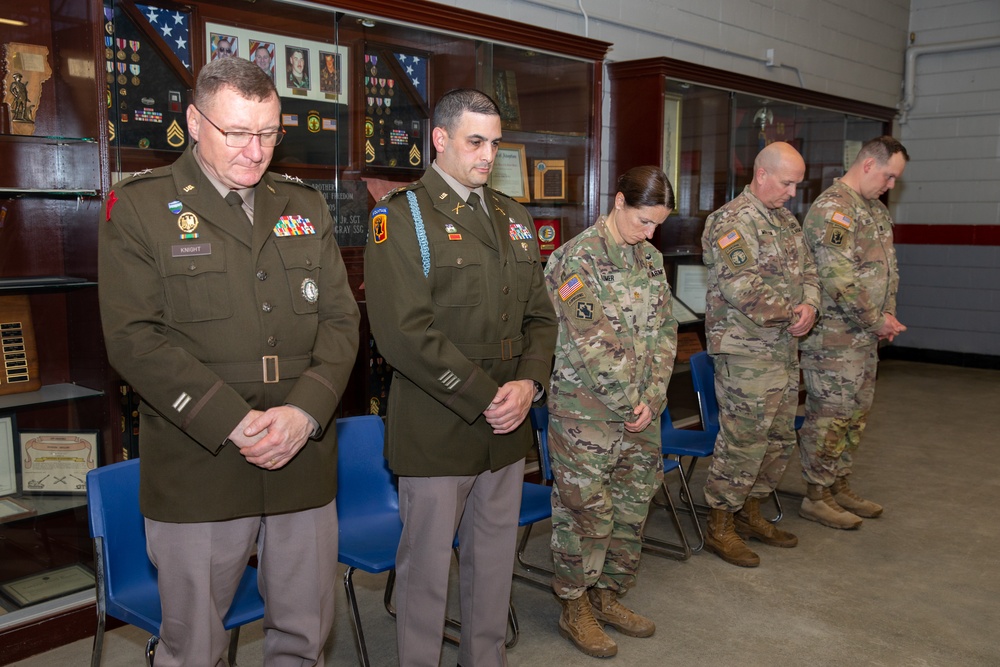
[210,33,238,60]
[0,414,16,497]
[533,218,561,256]
[661,93,682,191]
[19,430,99,494]
[285,45,311,92]
[490,143,530,202]
[249,39,276,80]
[533,159,566,201]
[318,50,341,97]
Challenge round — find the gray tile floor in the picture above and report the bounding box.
[10,359,1000,666]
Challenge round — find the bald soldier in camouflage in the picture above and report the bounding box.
[701,141,821,567]
[546,166,677,658]
[797,136,908,530]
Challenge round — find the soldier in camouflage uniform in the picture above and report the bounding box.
[545,166,677,658]
[798,136,908,529]
[701,142,821,567]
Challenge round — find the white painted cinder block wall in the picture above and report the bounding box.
[429,0,999,357]
[895,0,1000,357]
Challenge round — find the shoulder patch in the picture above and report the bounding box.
[831,211,852,228]
[371,206,388,244]
[717,229,742,249]
[558,274,584,301]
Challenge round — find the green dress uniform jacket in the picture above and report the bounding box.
[545,217,678,422]
[363,167,557,477]
[99,147,360,523]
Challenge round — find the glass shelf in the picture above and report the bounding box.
[0,135,97,146]
[0,188,100,198]
[0,277,96,292]
[0,383,105,411]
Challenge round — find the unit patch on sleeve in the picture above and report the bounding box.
[718,229,751,273]
[371,206,388,244]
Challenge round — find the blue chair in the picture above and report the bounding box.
[336,415,517,664]
[689,351,784,523]
[514,406,555,588]
[87,458,264,667]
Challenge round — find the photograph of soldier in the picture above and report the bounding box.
[319,51,340,95]
[700,141,820,568]
[250,40,275,80]
[211,33,236,59]
[286,46,310,90]
[544,166,677,658]
[797,136,909,529]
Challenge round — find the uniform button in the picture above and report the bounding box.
[502,285,510,294]
[256,270,268,281]
[305,258,312,266]
[501,313,509,322]
[267,336,277,347]
[262,302,273,313]
[457,257,463,265]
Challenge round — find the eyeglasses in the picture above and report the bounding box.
[194,106,285,147]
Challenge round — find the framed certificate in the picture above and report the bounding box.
[490,143,530,202]
[0,414,15,497]
[19,430,99,494]
[661,93,682,190]
[0,563,94,608]
[533,159,566,201]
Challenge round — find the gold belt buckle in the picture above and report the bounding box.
[500,338,513,361]
[262,355,280,383]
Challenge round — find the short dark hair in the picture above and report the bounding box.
[194,56,278,111]
[617,165,675,211]
[857,136,909,165]
[432,89,500,134]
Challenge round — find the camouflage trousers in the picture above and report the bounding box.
[798,343,878,487]
[548,413,662,600]
[704,353,798,512]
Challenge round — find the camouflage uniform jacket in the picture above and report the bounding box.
[701,185,821,361]
[545,217,678,421]
[800,180,899,350]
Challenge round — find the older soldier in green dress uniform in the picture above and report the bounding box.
[99,57,359,666]
[701,141,820,567]
[546,166,677,658]
[364,89,556,667]
[798,136,908,529]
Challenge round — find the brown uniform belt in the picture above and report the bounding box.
[454,336,523,360]
[205,355,312,384]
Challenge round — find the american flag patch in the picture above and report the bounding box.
[831,211,853,228]
[718,230,741,249]
[558,275,584,301]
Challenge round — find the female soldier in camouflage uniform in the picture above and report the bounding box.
[544,166,677,658]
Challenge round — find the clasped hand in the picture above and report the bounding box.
[228,406,313,470]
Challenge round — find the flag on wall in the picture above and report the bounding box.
[135,3,191,70]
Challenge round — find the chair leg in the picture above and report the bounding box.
[668,460,706,553]
[505,598,519,649]
[227,626,241,667]
[343,566,372,667]
[641,475,692,561]
[145,636,158,667]
[767,490,784,523]
[513,523,555,590]
[91,601,106,667]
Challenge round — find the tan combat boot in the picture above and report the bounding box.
[559,594,618,658]
[800,484,863,529]
[831,478,883,518]
[735,496,798,547]
[588,587,655,638]
[704,508,760,567]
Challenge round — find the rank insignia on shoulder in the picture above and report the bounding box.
[509,223,533,240]
[371,207,388,244]
[718,229,741,248]
[280,173,304,184]
[558,274,584,301]
[274,215,316,237]
[831,211,853,228]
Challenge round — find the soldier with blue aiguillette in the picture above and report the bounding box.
[99,57,359,666]
[797,136,908,529]
[701,141,821,568]
[364,88,556,667]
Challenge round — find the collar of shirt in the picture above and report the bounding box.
[192,144,256,217]
[432,160,484,205]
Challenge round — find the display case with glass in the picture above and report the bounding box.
[1,0,608,657]
[609,57,894,324]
